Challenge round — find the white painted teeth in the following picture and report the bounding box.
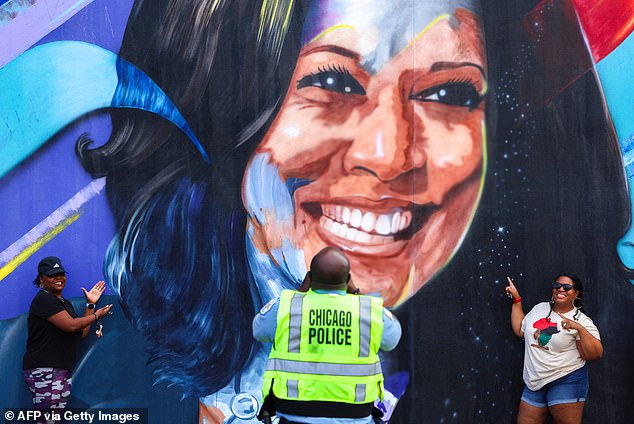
[376,214,391,235]
[350,209,362,228]
[342,207,351,224]
[320,205,413,238]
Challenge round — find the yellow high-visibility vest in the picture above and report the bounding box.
[262,289,385,404]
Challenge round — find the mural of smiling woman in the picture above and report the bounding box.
[3,0,634,423]
[244,0,486,307]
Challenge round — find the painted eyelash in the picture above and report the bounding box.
[410,76,484,110]
[317,64,352,75]
[298,64,352,85]
[446,77,475,84]
[411,77,480,97]
[445,77,485,95]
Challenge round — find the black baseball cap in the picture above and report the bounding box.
[38,256,67,276]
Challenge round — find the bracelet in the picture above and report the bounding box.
[513,297,522,304]
[93,312,99,322]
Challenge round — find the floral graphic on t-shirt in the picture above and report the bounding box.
[531,318,559,350]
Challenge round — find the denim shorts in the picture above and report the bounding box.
[521,364,588,407]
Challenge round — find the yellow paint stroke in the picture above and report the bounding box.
[307,24,355,45]
[258,0,295,46]
[0,213,80,281]
[406,14,451,50]
[394,265,417,307]
[308,14,450,54]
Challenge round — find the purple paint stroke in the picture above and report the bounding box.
[0,0,94,68]
[0,177,106,267]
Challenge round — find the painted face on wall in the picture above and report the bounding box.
[244,0,487,306]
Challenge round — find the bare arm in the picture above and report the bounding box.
[505,276,525,338]
[48,304,112,333]
[79,281,108,337]
[81,307,93,338]
[510,301,525,338]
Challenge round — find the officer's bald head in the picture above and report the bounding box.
[310,247,350,291]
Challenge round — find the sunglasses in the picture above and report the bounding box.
[551,282,575,291]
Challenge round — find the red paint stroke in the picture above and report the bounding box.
[571,0,634,62]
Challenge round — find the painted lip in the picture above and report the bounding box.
[301,197,437,256]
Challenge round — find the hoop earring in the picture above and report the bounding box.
[573,297,582,308]
[549,296,555,305]
[39,283,44,288]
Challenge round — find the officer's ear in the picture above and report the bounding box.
[347,274,360,294]
[298,272,311,292]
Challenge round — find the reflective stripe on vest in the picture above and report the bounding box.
[288,293,304,353]
[359,296,372,357]
[266,358,383,376]
[355,383,366,403]
[287,379,298,398]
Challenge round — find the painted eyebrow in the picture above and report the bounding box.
[300,44,361,61]
[429,61,486,77]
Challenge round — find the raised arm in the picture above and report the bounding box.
[80,280,107,337]
[505,276,525,338]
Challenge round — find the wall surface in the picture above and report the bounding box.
[1,0,633,423]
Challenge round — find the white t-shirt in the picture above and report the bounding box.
[520,302,600,390]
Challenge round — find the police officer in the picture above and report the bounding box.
[253,247,402,423]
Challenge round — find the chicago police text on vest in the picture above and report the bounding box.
[308,308,353,345]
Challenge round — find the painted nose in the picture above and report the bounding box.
[343,86,426,181]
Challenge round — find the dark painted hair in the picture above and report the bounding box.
[393,1,634,422]
[78,0,308,396]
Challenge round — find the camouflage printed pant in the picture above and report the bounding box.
[23,368,72,409]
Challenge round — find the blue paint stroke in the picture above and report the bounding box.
[0,41,208,179]
[596,29,634,146]
[113,58,209,163]
[376,371,410,422]
[596,30,634,277]
[243,153,308,298]
[621,134,634,179]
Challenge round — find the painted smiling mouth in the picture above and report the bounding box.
[303,202,436,245]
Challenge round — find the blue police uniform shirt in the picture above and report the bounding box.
[252,289,402,424]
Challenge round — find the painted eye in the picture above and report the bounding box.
[410,82,483,109]
[297,65,366,95]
